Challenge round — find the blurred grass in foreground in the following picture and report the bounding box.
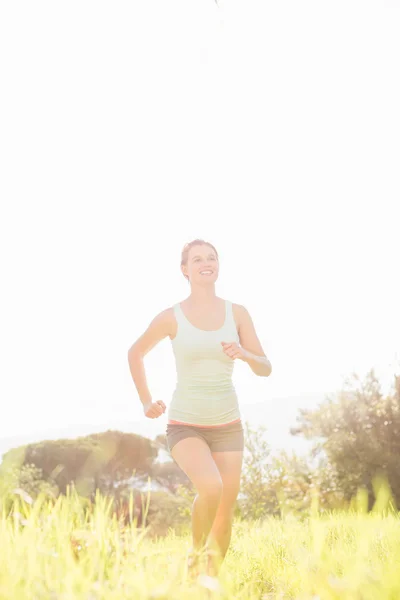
[1,477,400,599]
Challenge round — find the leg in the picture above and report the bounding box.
[206,450,243,574]
[170,436,223,552]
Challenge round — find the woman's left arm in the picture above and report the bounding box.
[237,304,272,377]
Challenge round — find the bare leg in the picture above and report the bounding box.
[192,490,222,551]
[208,513,234,558]
[206,450,243,575]
[170,437,223,574]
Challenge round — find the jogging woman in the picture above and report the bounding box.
[127,239,272,577]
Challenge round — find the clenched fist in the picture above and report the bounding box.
[221,341,247,360]
[143,400,166,419]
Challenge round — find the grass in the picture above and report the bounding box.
[1,486,400,599]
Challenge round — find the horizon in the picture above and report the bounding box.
[0,394,324,465]
[1,384,397,466]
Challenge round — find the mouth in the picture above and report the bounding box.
[200,270,214,276]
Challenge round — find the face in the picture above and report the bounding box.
[183,245,219,284]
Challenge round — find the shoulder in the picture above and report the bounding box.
[231,302,250,331]
[151,305,177,336]
[165,304,182,339]
[231,302,249,316]
[153,305,175,321]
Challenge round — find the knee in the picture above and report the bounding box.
[214,508,234,526]
[214,494,238,522]
[197,479,223,502]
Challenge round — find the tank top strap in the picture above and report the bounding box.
[173,303,188,327]
[223,300,240,340]
[224,300,235,329]
[173,302,181,321]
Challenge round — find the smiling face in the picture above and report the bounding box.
[182,244,219,285]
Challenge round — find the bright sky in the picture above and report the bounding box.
[1,0,399,450]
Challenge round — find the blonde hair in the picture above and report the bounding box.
[180,239,219,282]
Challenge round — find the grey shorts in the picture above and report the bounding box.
[166,419,244,454]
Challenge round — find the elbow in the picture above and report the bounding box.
[128,346,140,360]
[128,345,145,362]
[262,361,272,377]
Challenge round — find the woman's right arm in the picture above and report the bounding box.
[127,308,173,417]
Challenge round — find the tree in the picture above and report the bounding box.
[1,430,158,495]
[291,369,400,509]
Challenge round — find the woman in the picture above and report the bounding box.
[127,239,272,578]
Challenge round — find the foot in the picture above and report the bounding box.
[186,547,201,578]
[205,547,221,578]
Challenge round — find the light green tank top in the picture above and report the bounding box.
[168,299,241,426]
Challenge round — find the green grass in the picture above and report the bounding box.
[2,487,400,599]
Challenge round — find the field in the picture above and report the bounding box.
[1,486,400,600]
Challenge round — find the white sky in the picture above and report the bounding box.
[1,0,399,449]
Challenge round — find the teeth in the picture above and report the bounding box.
[200,271,212,275]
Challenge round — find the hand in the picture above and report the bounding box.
[143,400,166,419]
[221,341,247,361]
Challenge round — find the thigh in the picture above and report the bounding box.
[170,436,223,495]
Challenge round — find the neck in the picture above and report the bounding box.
[187,284,218,305]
